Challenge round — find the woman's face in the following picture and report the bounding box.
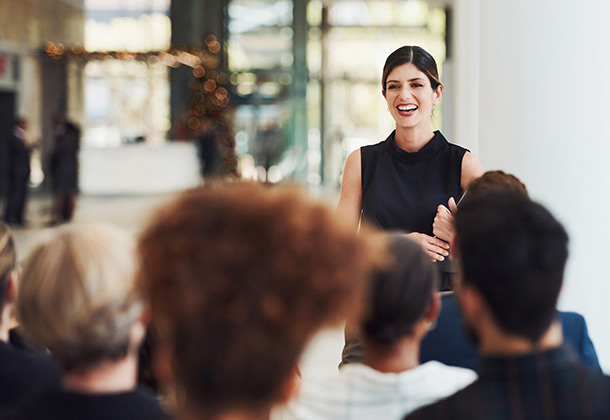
[383,62,442,132]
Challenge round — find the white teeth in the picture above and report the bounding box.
[398,105,418,112]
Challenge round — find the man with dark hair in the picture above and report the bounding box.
[406,192,610,420]
[423,172,599,370]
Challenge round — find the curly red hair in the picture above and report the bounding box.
[137,182,386,415]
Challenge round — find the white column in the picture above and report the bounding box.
[450,0,480,154]
[478,1,610,371]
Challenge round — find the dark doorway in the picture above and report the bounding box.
[0,90,16,197]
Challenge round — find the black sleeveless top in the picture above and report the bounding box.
[361,130,467,235]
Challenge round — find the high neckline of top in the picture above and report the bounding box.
[385,130,447,163]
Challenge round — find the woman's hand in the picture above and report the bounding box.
[433,197,458,242]
[406,232,450,262]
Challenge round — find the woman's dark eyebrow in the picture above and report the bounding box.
[387,77,425,84]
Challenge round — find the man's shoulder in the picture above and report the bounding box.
[403,384,474,420]
[0,342,60,382]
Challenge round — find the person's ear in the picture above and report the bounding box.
[427,292,441,326]
[381,88,386,99]
[139,305,151,327]
[5,270,18,305]
[457,284,482,323]
[277,366,301,405]
[432,84,443,106]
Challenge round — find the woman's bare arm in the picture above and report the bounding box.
[336,149,362,230]
[461,151,484,191]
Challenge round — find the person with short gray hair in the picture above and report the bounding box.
[12,224,166,420]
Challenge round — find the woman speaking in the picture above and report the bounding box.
[337,45,483,289]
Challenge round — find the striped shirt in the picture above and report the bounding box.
[405,345,610,420]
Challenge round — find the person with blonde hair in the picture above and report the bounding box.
[137,183,386,420]
[0,222,60,409]
[12,224,166,420]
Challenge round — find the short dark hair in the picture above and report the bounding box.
[382,46,442,93]
[137,183,386,415]
[361,235,439,347]
[0,222,16,317]
[455,191,568,342]
[464,170,529,201]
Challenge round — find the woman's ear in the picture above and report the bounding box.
[432,84,443,105]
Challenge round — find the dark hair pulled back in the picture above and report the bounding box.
[382,46,442,93]
[361,235,438,347]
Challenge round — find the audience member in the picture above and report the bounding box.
[422,171,600,370]
[406,192,610,419]
[50,117,80,224]
[0,222,60,409]
[12,224,166,420]
[4,120,33,226]
[286,235,475,420]
[136,183,385,420]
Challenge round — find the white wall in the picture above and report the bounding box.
[474,1,610,371]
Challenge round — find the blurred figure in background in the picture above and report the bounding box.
[137,183,385,420]
[50,116,80,224]
[0,222,60,410]
[287,235,475,420]
[196,117,219,181]
[13,224,166,420]
[4,120,33,226]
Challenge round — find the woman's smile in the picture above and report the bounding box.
[384,62,441,132]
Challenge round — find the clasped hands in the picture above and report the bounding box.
[406,197,457,262]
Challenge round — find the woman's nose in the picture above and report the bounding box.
[398,87,412,100]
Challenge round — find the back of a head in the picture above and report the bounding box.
[16,224,141,372]
[137,183,385,416]
[361,235,438,347]
[454,191,568,342]
[464,170,528,202]
[0,223,16,318]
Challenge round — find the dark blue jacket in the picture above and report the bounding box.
[420,293,601,371]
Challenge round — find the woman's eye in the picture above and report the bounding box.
[387,84,399,89]
[411,83,423,88]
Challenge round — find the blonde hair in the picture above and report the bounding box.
[16,224,142,372]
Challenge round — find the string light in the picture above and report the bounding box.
[42,36,238,176]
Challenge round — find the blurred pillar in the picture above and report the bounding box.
[0,92,16,197]
[291,0,309,180]
[170,0,228,140]
[320,3,329,184]
[446,0,479,155]
[478,0,610,371]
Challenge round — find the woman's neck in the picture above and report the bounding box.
[363,337,420,373]
[63,354,138,394]
[394,125,435,153]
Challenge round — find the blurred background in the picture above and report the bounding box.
[2,0,610,374]
[0,0,450,192]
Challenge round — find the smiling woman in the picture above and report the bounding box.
[336,45,483,291]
